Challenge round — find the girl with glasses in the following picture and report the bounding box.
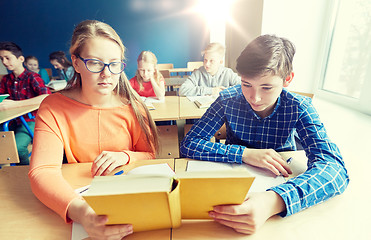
[29,20,159,239]
[129,51,165,100]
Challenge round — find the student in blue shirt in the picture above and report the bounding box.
[49,51,75,81]
[180,34,349,234]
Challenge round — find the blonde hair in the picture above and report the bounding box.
[67,20,159,153]
[201,42,225,58]
[135,51,163,91]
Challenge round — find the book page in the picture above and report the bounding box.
[82,175,173,196]
[127,163,175,177]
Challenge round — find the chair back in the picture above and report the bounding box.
[159,70,171,78]
[45,68,53,78]
[0,131,19,164]
[291,91,314,99]
[157,63,174,70]
[187,61,203,71]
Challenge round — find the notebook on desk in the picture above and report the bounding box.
[187,96,217,109]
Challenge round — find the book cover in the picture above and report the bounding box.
[82,173,181,232]
[176,170,254,219]
[0,94,9,103]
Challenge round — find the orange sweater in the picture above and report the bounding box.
[29,93,155,222]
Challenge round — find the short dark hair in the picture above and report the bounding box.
[236,35,296,79]
[49,51,72,67]
[0,41,23,58]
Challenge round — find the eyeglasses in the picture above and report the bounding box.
[77,55,126,74]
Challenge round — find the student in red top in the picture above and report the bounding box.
[129,51,165,100]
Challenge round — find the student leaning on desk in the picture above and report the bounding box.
[28,20,159,240]
[129,50,166,100]
[180,34,349,235]
[0,41,51,165]
[179,42,241,97]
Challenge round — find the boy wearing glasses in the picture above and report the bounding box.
[180,35,349,234]
[0,41,50,165]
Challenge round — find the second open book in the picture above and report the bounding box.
[82,161,284,232]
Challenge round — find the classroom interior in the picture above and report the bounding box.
[0,0,370,239]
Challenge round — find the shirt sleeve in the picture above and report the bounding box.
[180,97,246,163]
[269,103,349,217]
[31,73,51,95]
[28,101,79,223]
[39,68,50,85]
[0,76,7,94]
[179,70,213,96]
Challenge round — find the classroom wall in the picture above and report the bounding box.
[225,0,263,71]
[261,0,331,94]
[0,0,209,78]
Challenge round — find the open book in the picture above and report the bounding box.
[47,80,67,91]
[81,163,254,232]
[0,94,9,103]
[187,96,217,109]
[140,97,164,110]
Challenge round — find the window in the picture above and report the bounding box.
[320,0,371,114]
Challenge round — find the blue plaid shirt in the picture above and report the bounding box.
[180,85,349,217]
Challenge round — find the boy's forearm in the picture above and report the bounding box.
[6,94,49,109]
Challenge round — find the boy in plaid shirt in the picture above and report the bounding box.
[180,35,349,234]
[0,42,50,164]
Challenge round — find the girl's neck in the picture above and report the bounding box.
[78,89,119,108]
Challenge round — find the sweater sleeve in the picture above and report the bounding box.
[28,100,80,223]
[179,69,213,96]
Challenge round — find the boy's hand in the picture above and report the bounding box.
[242,148,292,177]
[212,86,226,96]
[0,99,17,110]
[209,191,286,234]
[91,151,129,176]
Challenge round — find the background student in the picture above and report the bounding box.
[180,34,349,234]
[29,20,159,239]
[49,50,75,81]
[129,50,165,100]
[0,41,50,165]
[179,42,241,97]
[25,55,50,85]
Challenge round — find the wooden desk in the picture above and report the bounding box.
[0,159,174,240]
[0,104,39,124]
[149,96,179,121]
[172,151,368,240]
[179,97,207,120]
[164,77,186,87]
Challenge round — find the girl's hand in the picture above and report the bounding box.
[68,198,133,240]
[91,151,129,176]
[242,149,292,177]
[209,191,286,234]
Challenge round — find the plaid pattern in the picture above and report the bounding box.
[0,69,51,122]
[180,85,349,217]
